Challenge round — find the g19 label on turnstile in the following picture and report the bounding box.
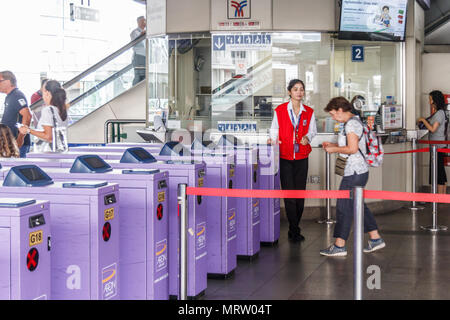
[27,248,39,272]
[29,230,43,247]
[158,191,165,202]
[104,208,114,221]
[198,178,204,187]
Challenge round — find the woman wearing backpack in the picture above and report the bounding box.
[320,97,385,257]
[417,90,448,194]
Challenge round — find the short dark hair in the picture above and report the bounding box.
[287,79,305,92]
[429,90,447,111]
[382,6,389,11]
[324,96,353,113]
[0,71,17,87]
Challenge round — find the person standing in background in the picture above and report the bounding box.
[30,78,48,105]
[0,71,31,158]
[268,79,317,242]
[417,90,448,194]
[130,16,147,85]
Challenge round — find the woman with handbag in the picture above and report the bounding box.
[267,79,317,242]
[19,80,68,152]
[417,90,448,194]
[320,97,385,257]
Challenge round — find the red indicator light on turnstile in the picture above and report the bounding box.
[27,248,39,272]
[157,204,163,220]
[102,222,111,242]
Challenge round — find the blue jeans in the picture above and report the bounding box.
[19,144,30,158]
[333,172,379,241]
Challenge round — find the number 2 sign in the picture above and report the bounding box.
[352,45,364,62]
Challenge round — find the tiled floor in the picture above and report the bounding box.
[202,203,450,300]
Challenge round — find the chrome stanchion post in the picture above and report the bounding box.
[408,138,424,211]
[353,186,364,300]
[178,184,188,300]
[318,151,336,224]
[421,145,448,232]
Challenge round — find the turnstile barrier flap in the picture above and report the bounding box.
[62,181,109,188]
[3,165,54,187]
[159,142,191,157]
[121,169,160,175]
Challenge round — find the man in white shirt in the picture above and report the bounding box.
[130,16,146,85]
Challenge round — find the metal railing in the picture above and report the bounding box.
[104,119,146,143]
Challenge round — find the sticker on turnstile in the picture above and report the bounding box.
[102,222,111,242]
[29,230,43,247]
[253,200,260,223]
[227,209,236,235]
[198,178,204,187]
[102,263,117,300]
[229,168,235,177]
[196,222,206,250]
[158,191,165,202]
[104,208,114,221]
[155,239,168,272]
[27,248,39,272]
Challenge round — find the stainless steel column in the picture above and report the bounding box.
[178,183,188,300]
[421,145,447,231]
[353,186,364,300]
[318,151,336,224]
[408,138,424,211]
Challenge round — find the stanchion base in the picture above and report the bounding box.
[408,206,424,211]
[420,225,448,232]
[317,218,336,225]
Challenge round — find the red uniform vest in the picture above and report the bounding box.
[275,102,314,160]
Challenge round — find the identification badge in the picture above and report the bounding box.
[294,143,300,153]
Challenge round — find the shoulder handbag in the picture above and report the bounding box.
[49,107,68,153]
[334,117,363,176]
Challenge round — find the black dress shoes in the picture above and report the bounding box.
[288,232,305,242]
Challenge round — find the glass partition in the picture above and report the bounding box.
[145,31,403,134]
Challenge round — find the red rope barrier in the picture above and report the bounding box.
[186,187,350,199]
[418,140,450,145]
[186,187,450,204]
[384,148,430,155]
[437,148,450,153]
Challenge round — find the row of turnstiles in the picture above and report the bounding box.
[0,136,281,300]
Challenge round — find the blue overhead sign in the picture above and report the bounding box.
[213,33,272,51]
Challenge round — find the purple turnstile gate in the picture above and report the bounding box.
[0,166,120,300]
[255,145,281,245]
[0,198,51,300]
[215,146,260,259]
[17,154,208,299]
[16,163,170,300]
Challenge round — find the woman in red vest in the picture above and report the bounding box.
[268,79,317,242]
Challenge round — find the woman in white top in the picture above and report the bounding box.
[19,80,68,151]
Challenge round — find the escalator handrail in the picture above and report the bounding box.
[30,33,146,111]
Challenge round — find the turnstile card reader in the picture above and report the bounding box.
[0,198,51,300]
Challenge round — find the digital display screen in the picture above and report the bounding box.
[19,168,46,182]
[132,148,153,160]
[83,156,108,169]
[339,0,408,41]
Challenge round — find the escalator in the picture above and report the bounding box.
[30,34,147,144]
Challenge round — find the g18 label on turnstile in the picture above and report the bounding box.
[104,208,114,221]
[29,230,43,247]
[198,178,204,187]
[158,191,165,202]
[102,222,111,242]
[27,248,39,272]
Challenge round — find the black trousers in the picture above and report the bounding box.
[429,152,448,185]
[279,157,308,235]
